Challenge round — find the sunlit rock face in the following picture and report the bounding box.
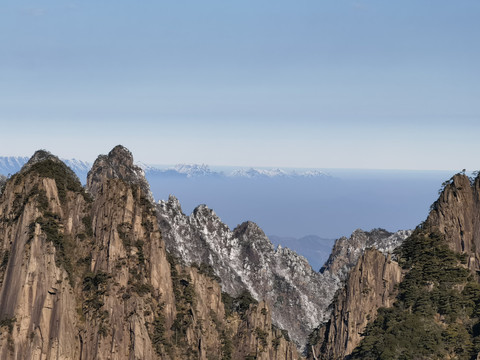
[0,147,301,360]
[158,195,345,348]
[425,173,480,274]
[308,249,403,360]
[320,228,411,281]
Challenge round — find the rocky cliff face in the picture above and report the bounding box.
[86,145,153,201]
[0,147,300,360]
[300,229,409,360]
[307,250,402,360]
[320,228,410,281]
[156,195,340,348]
[425,173,480,273]
[306,173,480,360]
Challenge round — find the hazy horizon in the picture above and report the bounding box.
[1,1,479,170]
[0,151,473,173]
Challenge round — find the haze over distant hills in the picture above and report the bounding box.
[268,235,335,271]
[0,156,330,181]
[0,156,91,180]
[0,155,457,244]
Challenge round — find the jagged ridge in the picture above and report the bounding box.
[0,147,301,360]
[156,195,406,349]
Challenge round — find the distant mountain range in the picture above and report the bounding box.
[0,156,91,178]
[0,156,331,180]
[141,163,331,179]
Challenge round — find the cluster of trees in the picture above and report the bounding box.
[351,230,480,359]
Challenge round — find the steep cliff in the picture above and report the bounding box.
[0,147,300,359]
[156,195,339,347]
[320,228,410,281]
[0,150,95,359]
[425,173,480,273]
[307,250,402,359]
[308,173,480,360]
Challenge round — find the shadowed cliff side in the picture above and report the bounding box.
[307,172,480,360]
[307,250,402,360]
[425,173,480,274]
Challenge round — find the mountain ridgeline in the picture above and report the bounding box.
[307,173,480,360]
[1,146,480,360]
[0,147,300,359]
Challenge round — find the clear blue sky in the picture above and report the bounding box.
[1,0,479,170]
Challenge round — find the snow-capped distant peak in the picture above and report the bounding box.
[229,167,330,178]
[230,168,289,178]
[173,164,213,177]
[0,156,92,176]
[134,161,154,172]
[63,159,92,172]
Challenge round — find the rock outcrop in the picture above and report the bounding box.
[307,173,480,360]
[320,228,410,281]
[0,147,300,359]
[156,195,340,348]
[425,173,480,273]
[87,145,153,201]
[307,249,402,359]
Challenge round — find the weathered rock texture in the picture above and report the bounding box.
[0,147,300,360]
[425,173,480,273]
[307,173,480,360]
[320,228,410,281]
[302,229,409,360]
[156,195,340,348]
[308,249,402,359]
[86,145,153,202]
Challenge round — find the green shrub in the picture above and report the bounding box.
[0,317,16,334]
[35,213,75,284]
[1,250,9,269]
[23,159,86,204]
[352,229,480,359]
[255,327,268,348]
[222,289,258,319]
[82,216,93,237]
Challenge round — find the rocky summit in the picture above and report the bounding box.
[305,172,480,360]
[156,193,414,350]
[0,147,300,359]
[4,145,479,360]
[157,195,340,348]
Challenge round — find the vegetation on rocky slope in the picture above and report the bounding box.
[0,148,302,359]
[351,229,480,359]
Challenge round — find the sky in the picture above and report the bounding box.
[0,1,479,170]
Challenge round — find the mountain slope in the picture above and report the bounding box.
[308,250,402,360]
[156,195,339,347]
[320,228,411,280]
[308,173,480,360]
[0,156,91,183]
[0,146,300,359]
[425,173,480,273]
[156,195,410,349]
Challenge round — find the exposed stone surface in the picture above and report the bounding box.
[87,145,153,201]
[308,250,402,360]
[307,173,480,360]
[425,173,480,273]
[156,195,340,348]
[320,228,410,281]
[0,148,300,359]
